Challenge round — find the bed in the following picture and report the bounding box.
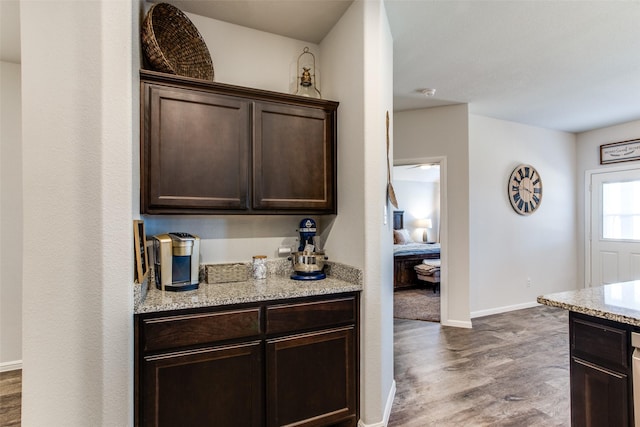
[393,210,440,290]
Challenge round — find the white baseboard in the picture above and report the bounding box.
[441,319,473,328]
[358,380,396,427]
[471,301,540,319]
[0,360,22,372]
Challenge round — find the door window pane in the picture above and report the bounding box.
[602,180,640,240]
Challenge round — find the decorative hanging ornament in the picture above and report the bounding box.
[295,47,321,99]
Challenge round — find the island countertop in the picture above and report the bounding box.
[537,280,640,327]
[134,261,362,314]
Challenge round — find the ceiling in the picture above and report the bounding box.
[165,0,353,44]
[394,164,440,183]
[3,1,639,133]
[387,1,640,133]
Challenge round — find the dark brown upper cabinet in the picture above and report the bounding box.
[140,70,338,215]
[142,82,251,212]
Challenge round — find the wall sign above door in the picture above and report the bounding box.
[600,138,640,165]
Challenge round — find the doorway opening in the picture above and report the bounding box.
[391,160,444,323]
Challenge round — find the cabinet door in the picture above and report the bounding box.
[253,102,336,212]
[266,327,356,427]
[570,357,629,427]
[142,84,250,212]
[142,341,262,427]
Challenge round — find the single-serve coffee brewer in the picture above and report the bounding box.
[290,218,327,280]
[153,232,200,291]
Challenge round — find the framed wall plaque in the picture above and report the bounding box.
[600,138,640,165]
[133,220,149,283]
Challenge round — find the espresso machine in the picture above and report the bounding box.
[290,218,327,280]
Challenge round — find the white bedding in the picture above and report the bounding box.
[393,242,440,257]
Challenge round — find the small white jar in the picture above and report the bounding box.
[252,255,267,280]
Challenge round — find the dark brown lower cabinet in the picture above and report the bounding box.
[135,293,359,427]
[142,342,262,427]
[569,312,633,427]
[266,328,356,427]
[571,357,628,427]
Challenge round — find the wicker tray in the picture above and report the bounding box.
[141,3,214,81]
[206,263,250,284]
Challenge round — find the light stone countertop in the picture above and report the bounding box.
[537,280,640,327]
[134,261,362,314]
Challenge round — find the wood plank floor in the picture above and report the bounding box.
[389,305,570,426]
[0,369,21,427]
[0,306,568,427]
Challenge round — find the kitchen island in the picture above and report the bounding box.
[134,261,362,427]
[538,281,640,427]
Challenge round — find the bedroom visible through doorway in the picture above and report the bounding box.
[391,163,441,323]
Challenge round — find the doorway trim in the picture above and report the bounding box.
[584,164,640,288]
[394,156,448,325]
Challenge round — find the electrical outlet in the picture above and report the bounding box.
[527,277,531,288]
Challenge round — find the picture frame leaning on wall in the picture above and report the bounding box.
[133,220,149,283]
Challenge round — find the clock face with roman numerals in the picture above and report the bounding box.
[508,164,542,215]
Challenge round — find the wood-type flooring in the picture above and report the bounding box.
[0,306,569,427]
[389,305,570,426]
[0,369,21,427]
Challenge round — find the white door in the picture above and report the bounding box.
[590,169,640,286]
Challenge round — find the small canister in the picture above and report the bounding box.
[252,255,267,280]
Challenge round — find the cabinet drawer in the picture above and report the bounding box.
[142,308,261,352]
[266,296,356,335]
[571,315,628,371]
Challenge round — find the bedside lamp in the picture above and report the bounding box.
[414,218,433,242]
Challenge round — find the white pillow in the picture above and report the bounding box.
[393,229,412,244]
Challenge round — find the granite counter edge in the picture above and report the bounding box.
[537,295,640,327]
[134,260,363,315]
[136,283,362,314]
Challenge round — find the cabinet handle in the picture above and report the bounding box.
[573,357,626,379]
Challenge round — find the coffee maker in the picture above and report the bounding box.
[290,218,326,280]
[153,232,200,291]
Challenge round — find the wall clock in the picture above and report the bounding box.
[508,164,542,215]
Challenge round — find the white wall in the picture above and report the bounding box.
[576,119,640,287]
[469,115,578,316]
[320,5,365,270]
[21,1,135,424]
[392,180,440,242]
[142,4,330,263]
[188,11,319,95]
[364,2,395,423]
[395,108,580,321]
[395,104,471,326]
[322,1,395,424]
[0,60,22,368]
